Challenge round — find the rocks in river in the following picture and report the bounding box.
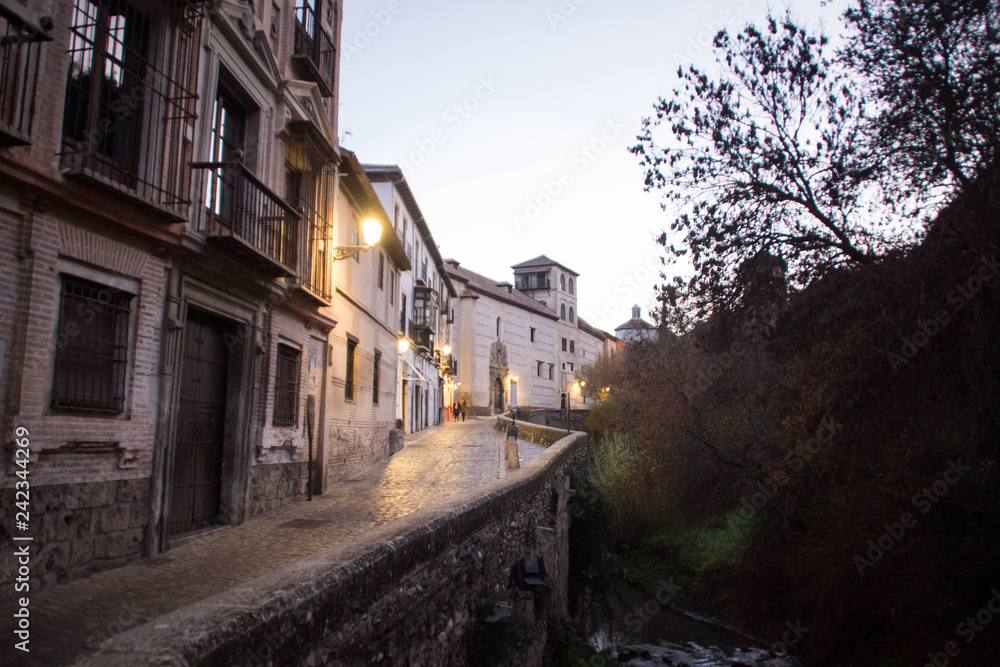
[614,642,801,667]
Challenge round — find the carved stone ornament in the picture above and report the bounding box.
[490,340,508,369]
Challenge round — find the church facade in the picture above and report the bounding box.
[445,256,621,416]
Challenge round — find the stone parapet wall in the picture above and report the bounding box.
[514,408,590,431]
[494,414,579,447]
[79,433,588,667]
[0,478,150,592]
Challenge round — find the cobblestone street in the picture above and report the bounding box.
[1,419,544,666]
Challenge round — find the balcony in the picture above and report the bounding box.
[292,199,332,304]
[0,5,52,146]
[293,3,335,97]
[192,161,299,277]
[59,1,202,219]
[409,320,434,352]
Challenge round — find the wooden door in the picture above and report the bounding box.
[170,309,231,535]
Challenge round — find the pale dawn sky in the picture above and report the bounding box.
[338,0,847,332]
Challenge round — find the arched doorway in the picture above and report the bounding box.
[493,377,505,414]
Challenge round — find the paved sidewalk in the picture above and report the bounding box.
[1,419,544,666]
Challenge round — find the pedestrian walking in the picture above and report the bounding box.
[453,401,459,422]
[460,401,467,422]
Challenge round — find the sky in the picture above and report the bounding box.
[338,0,848,333]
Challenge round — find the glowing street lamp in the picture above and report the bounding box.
[397,337,410,354]
[362,217,382,246]
[333,217,383,261]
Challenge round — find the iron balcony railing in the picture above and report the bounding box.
[297,198,332,301]
[59,0,202,218]
[0,4,52,146]
[292,3,335,97]
[192,160,299,276]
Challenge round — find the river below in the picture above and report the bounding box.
[597,583,804,666]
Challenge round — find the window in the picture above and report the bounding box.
[496,317,502,338]
[377,252,385,289]
[560,304,566,320]
[372,350,381,405]
[52,275,133,413]
[399,294,406,333]
[537,360,543,377]
[63,0,150,182]
[273,344,301,426]
[548,364,555,380]
[345,337,357,400]
[389,270,395,304]
[61,0,200,213]
[530,327,536,343]
[570,340,576,354]
[561,337,567,352]
[568,277,574,295]
[568,306,575,323]
[560,274,566,291]
[205,82,248,221]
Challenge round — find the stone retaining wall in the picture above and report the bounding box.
[79,432,588,667]
[0,478,150,591]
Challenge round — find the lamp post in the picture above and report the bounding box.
[332,217,383,261]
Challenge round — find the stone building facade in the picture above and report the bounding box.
[321,152,409,483]
[445,256,619,416]
[0,0,414,590]
[365,165,456,434]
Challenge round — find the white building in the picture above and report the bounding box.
[445,256,619,415]
[364,165,456,433]
[615,304,657,343]
[322,151,410,483]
